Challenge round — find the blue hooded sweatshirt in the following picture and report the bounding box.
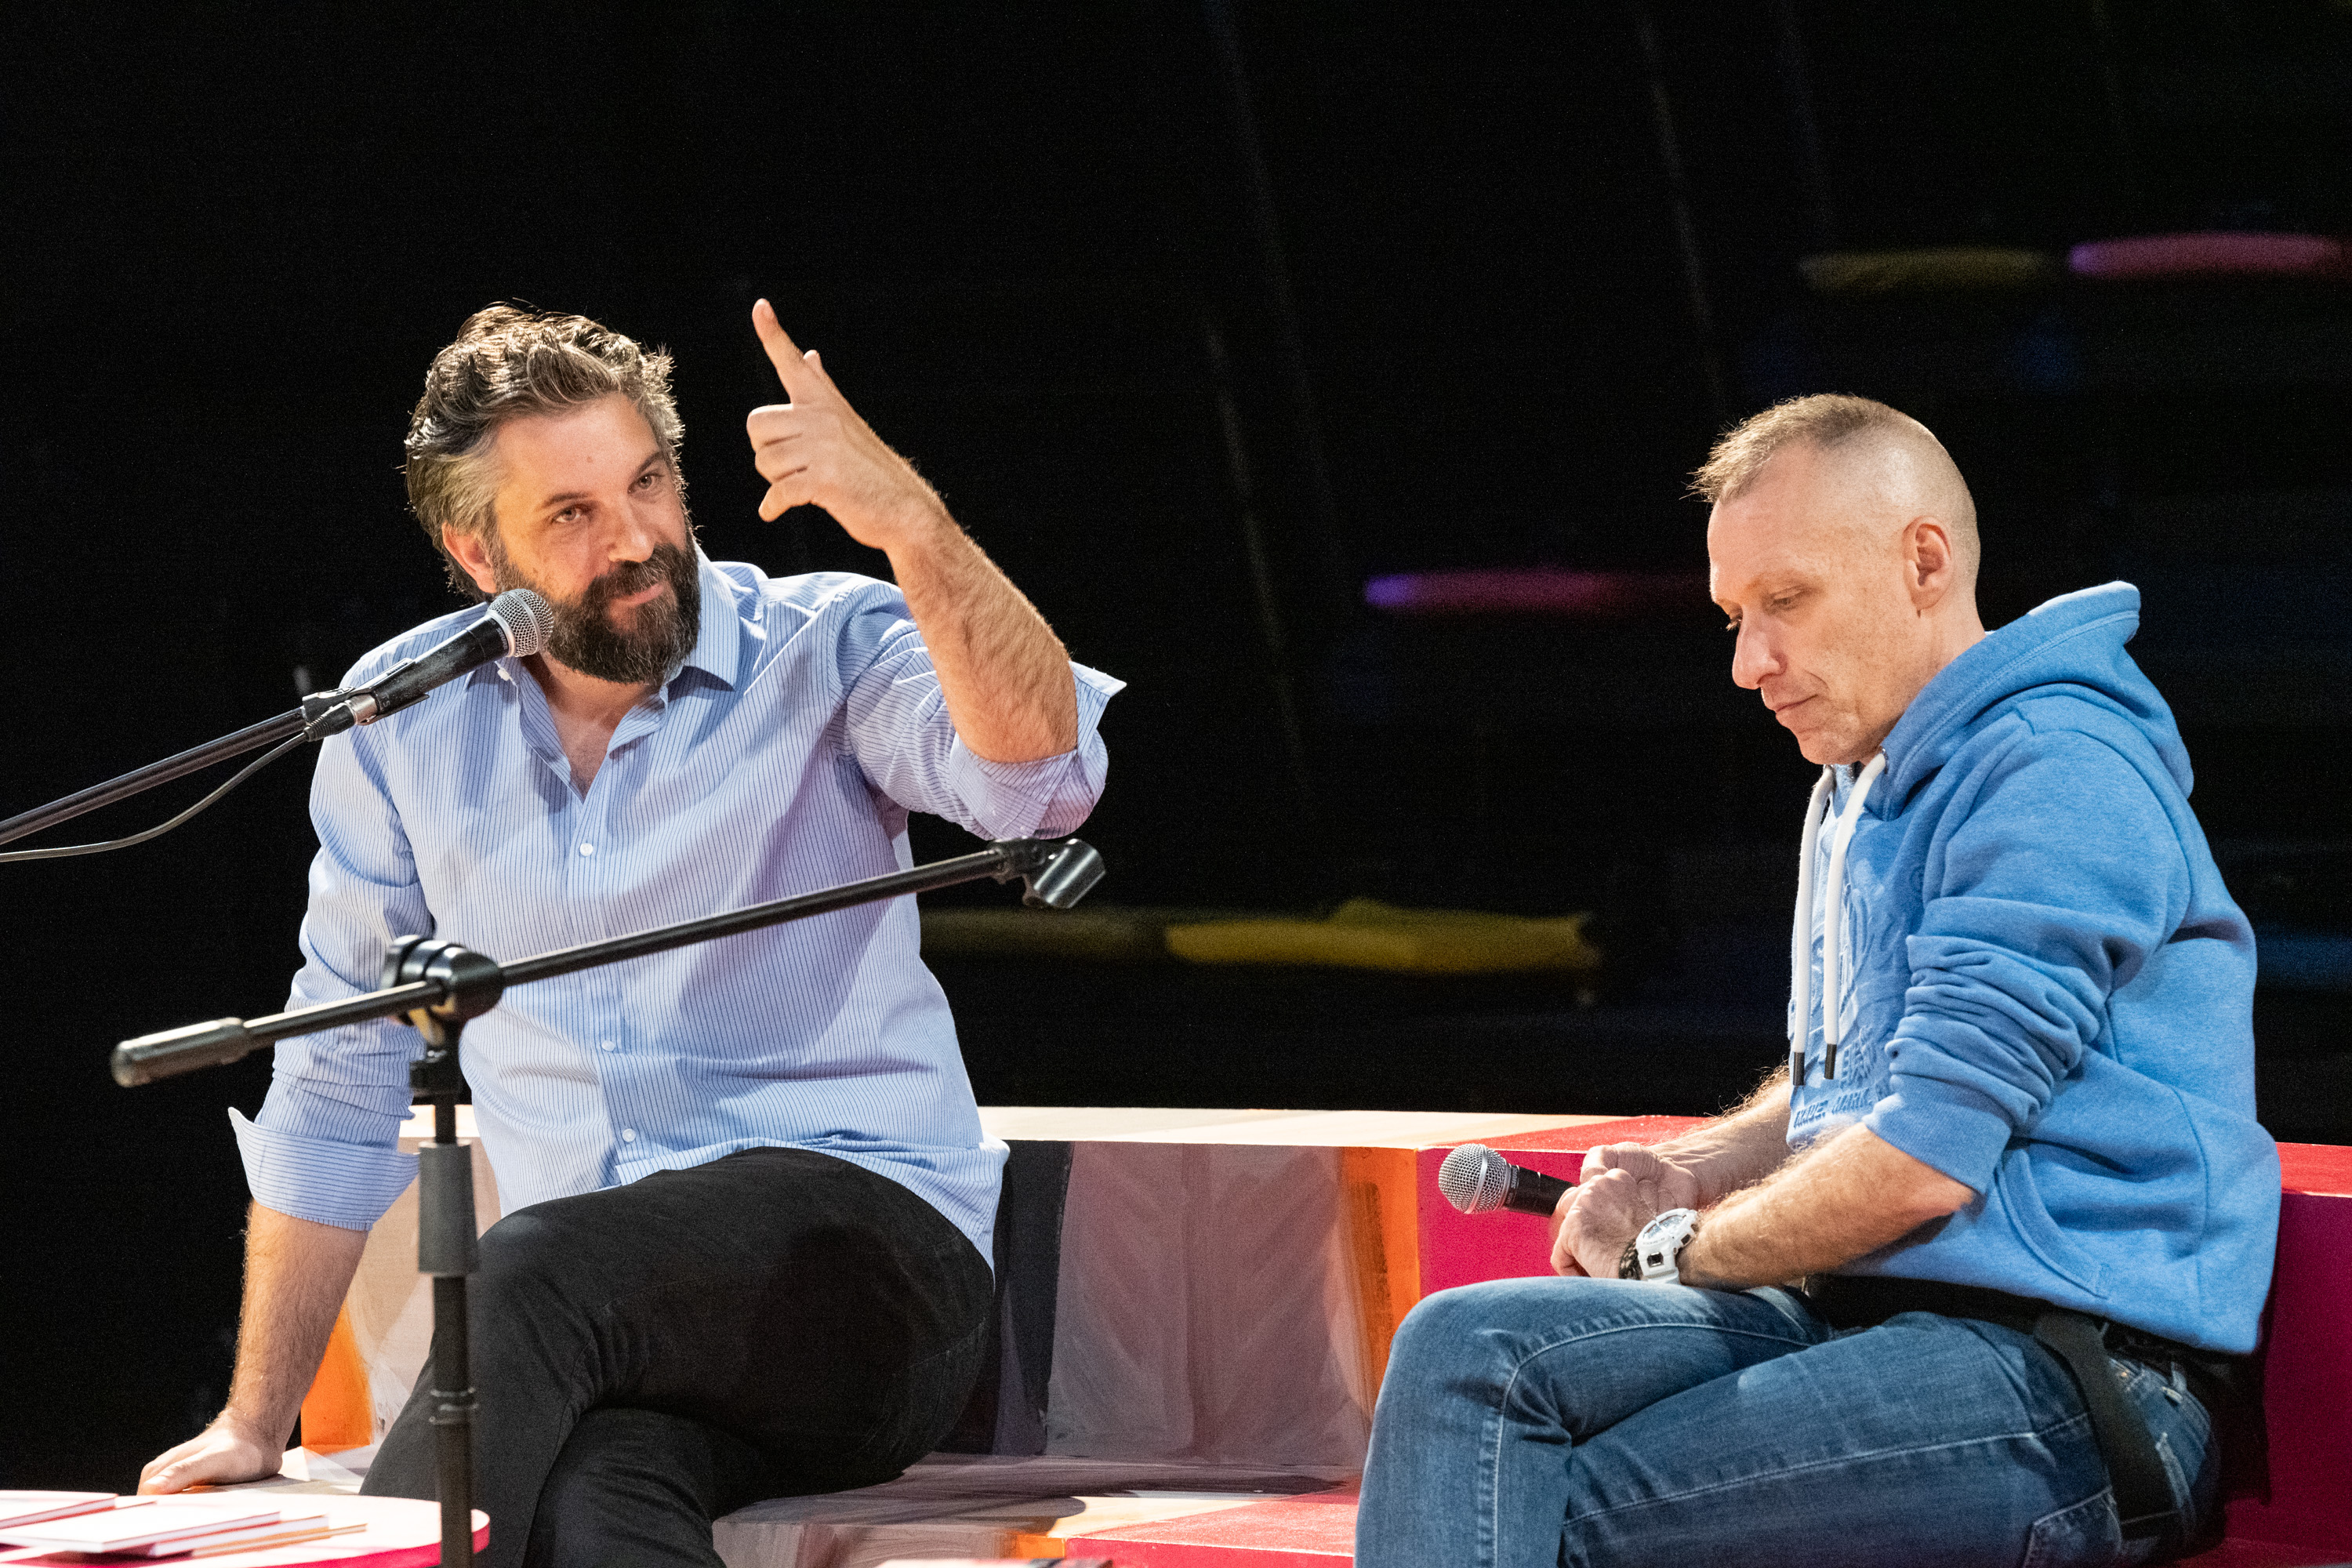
[1786,581,2278,1353]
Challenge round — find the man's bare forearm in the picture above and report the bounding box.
[225,1203,368,1445]
[142,1202,368,1493]
[887,511,1079,764]
[1655,1068,1797,1206]
[1679,1124,1974,1290]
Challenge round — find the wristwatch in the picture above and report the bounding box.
[1619,1208,1701,1284]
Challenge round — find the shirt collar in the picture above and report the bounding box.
[668,549,743,695]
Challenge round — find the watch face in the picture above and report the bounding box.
[1640,1210,1693,1246]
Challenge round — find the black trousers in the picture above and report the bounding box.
[361,1146,995,1568]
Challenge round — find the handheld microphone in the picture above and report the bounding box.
[310,590,554,737]
[1438,1143,1573,1217]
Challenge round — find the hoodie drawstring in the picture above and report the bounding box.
[1788,770,1833,1084]
[1790,752,1886,1083]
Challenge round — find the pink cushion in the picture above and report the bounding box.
[1363,568,1705,619]
[2068,232,2348,281]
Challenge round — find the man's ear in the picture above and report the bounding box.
[1906,517,1958,609]
[443,522,503,599]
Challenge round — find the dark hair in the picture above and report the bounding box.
[404,306,684,596]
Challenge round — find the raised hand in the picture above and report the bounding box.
[745,299,945,551]
[742,295,1079,762]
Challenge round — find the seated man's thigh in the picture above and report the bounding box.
[1379,1278,1828,1439]
[472,1147,992,1465]
[1559,1312,2108,1568]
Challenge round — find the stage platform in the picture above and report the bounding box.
[292,1108,2352,1566]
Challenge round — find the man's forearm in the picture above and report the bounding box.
[887,511,1079,764]
[1679,1125,1974,1290]
[1656,1069,1796,1206]
[223,1202,369,1446]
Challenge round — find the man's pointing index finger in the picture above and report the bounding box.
[752,297,822,401]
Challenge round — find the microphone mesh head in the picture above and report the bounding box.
[488,589,555,658]
[1437,1143,1512,1215]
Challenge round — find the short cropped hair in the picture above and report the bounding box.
[1690,393,1908,506]
[404,306,684,596]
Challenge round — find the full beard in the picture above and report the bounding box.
[490,538,702,685]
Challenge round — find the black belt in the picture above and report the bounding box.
[1801,1275,2252,1561]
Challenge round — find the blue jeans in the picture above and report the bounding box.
[1357,1278,2216,1568]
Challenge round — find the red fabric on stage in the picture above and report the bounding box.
[2223,1144,2352,1555]
[1067,1491,1358,1565]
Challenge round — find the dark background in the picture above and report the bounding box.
[4,0,2347,1487]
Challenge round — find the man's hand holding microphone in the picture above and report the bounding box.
[1549,1143,1706,1279]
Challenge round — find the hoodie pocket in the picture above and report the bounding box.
[1995,1148,2109,1299]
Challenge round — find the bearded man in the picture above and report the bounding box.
[1356,394,2276,1568]
[138,303,1120,1567]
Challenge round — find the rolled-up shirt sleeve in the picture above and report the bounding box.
[236,724,430,1231]
[837,588,1121,840]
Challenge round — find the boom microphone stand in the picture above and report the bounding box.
[0,694,351,850]
[0,590,549,857]
[112,835,1105,1565]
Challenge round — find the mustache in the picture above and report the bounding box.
[577,545,692,612]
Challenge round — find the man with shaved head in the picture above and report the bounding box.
[1359,394,2275,1566]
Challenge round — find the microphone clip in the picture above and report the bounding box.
[300,688,362,741]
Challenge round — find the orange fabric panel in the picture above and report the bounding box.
[1340,1146,1420,1399]
[299,1304,374,1454]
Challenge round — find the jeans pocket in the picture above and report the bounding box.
[2020,1489,2123,1568]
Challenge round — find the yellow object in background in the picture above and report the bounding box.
[920,906,1229,964]
[1798,247,2060,295]
[1165,898,1600,975]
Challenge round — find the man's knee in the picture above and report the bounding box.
[1386,1276,1606,1388]
[1392,1276,1624,1350]
[474,1207,587,1308]
[1389,1282,1503,1370]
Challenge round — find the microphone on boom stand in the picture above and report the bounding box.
[308,589,556,735]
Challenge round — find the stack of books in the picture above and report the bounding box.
[0,1492,357,1558]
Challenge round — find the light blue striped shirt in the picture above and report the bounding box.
[232,553,1119,1254]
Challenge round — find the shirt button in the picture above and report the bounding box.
[600,1040,617,1052]
[578,843,596,856]
[621,1128,637,1142]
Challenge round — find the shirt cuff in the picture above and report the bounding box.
[1860,1074,2015,1196]
[940,664,1122,839]
[231,1108,417,1232]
